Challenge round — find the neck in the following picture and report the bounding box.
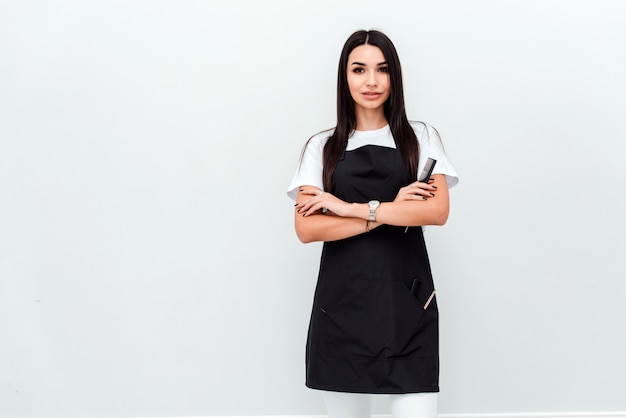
[354,106,387,131]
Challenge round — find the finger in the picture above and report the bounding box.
[413,188,436,197]
[302,202,323,217]
[410,183,438,192]
[298,197,325,215]
[403,194,428,201]
[296,200,315,213]
[299,188,322,196]
[402,185,431,196]
[395,193,426,202]
[295,191,324,211]
[295,199,313,212]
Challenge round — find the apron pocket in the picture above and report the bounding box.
[322,278,434,359]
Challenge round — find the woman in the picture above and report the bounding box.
[287,30,458,418]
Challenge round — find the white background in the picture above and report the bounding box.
[1,1,625,417]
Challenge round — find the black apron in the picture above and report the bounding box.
[305,144,439,394]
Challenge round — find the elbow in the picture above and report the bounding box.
[295,215,318,243]
[295,225,315,243]
[297,232,314,244]
[431,207,449,226]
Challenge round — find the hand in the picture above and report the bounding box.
[394,179,438,202]
[295,187,352,218]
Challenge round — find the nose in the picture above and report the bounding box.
[366,71,377,87]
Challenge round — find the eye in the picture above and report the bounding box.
[378,66,389,73]
[352,67,364,73]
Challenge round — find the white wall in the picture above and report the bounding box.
[1,1,625,417]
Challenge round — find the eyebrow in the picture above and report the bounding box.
[351,61,388,66]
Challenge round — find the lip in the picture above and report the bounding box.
[362,92,382,100]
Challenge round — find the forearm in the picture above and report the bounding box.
[341,174,450,226]
[376,199,449,226]
[295,213,379,243]
[292,174,449,242]
[337,200,447,226]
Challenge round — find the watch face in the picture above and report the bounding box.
[369,200,380,209]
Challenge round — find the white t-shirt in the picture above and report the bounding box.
[287,122,459,200]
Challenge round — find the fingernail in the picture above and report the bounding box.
[430,192,435,197]
[294,203,298,206]
[432,185,438,189]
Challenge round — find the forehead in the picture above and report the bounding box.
[347,44,386,63]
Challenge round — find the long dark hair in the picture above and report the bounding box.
[321,30,420,190]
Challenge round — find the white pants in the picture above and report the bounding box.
[322,391,438,418]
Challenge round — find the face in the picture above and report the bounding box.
[346,44,391,113]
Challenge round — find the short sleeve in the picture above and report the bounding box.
[286,132,329,201]
[414,122,459,189]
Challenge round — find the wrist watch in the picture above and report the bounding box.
[368,200,380,222]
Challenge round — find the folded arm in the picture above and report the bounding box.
[294,174,449,243]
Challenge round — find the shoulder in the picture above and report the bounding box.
[409,120,459,188]
[409,120,440,143]
[301,128,333,155]
[309,128,334,145]
[409,120,439,139]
